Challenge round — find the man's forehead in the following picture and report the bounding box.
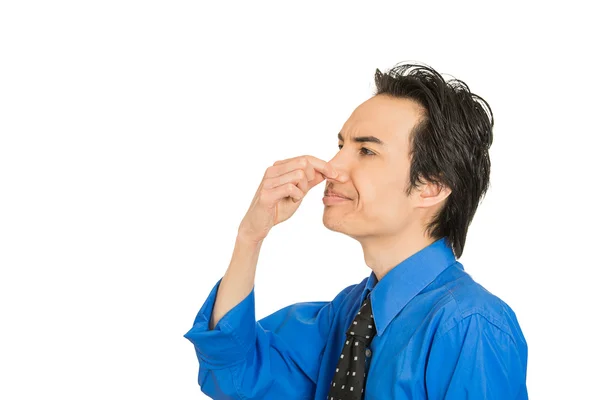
[342,95,422,143]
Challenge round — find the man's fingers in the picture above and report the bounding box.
[273,155,339,180]
[272,158,315,181]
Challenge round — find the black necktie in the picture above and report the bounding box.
[327,292,376,400]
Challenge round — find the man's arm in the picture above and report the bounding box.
[425,313,528,399]
[209,233,263,330]
[184,155,346,398]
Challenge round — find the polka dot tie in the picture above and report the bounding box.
[327,293,376,400]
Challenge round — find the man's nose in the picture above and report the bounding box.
[328,155,350,182]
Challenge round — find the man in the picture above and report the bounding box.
[183,62,528,399]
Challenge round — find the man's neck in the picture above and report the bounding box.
[360,232,437,282]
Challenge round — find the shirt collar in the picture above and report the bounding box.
[361,236,457,337]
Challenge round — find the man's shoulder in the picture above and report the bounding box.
[432,265,526,344]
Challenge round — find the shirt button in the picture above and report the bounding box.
[365,348,372,357]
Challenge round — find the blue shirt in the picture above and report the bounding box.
[184,237,528,399]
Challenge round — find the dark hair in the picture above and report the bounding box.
[373,61,493,259]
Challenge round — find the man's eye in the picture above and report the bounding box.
[338,144,375,156]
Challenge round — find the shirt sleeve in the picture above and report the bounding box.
[183,277,356,400]
[425,313,528,399]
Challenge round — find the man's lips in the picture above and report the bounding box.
[323,194,351,205]
[324,192,351,199]
[325,190,350,200]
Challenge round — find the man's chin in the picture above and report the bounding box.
[322,214,346,233]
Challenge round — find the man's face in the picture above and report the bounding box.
[323,94,425,240]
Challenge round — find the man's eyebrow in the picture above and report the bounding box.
[338,132,385,146]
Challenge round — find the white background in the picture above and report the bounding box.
[1,1,598,399]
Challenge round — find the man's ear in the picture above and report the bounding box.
[416,180,451,209]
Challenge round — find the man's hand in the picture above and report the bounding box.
[238,155,347,243]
